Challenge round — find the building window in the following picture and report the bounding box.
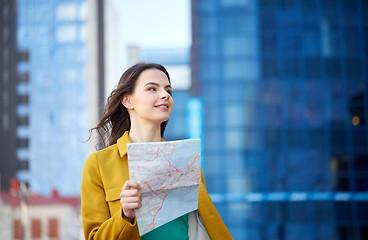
[337,226,354,239]
[78,2,87,21]
[17,73,29,83]
[17,116,29,126]
[331,154,350,191]
[56,3,78,21]
[282,58,301,77]
[225,129,245,150]
[354,155,368,191]
[17,95,29,104]
[17,160,29,170]
[223,35,257,57]
[2,112,9,130]
[31,218,41,239]
[220,0,251,7]
[3,47,9,62]
[304,58,321,78]
[13,219,21,239]
[2,90,9,107]
[224,60,259,80]
[56,25,77,43]
[17,51,30,61]
[3,69,9,84]
[48,218,59,238]
[17,138,29,148]
[3,26,9,41]
[262,58,279,78]
[225,104,245,127]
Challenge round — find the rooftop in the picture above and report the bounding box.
[0,190,80,208]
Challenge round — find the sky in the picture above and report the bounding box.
[116,0,191,49]
[105,0,191,93]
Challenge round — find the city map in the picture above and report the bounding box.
[127,139,201,236]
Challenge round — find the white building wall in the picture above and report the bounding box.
[0,201,82,240]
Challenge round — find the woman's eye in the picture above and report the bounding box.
[166,90,172,95]
[148,87,156,91]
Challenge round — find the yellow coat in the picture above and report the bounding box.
[81,131,233,239]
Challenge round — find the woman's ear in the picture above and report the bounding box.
[121,96,133,109]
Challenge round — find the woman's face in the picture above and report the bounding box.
[125,68,174,125]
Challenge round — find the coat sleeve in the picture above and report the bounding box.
[198,169,234,240]
[81,153,140,240]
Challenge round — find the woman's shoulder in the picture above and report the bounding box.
[85,143,119,164]
[97,143,119,154]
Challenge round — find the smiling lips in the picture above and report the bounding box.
[155,104,169,110]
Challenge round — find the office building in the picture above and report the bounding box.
[16,0,105,196]
[0,0,20,191]
[192,0,368,239]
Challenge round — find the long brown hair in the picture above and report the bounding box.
[92,62,171,148]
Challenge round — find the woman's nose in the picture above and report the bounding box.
[161,90,171,99]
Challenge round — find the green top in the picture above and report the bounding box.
[141,214,189,240]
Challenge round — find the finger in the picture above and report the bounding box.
[120,196,141,205]
[122,180,141,191]
[121,202,142,210]
[120,189,142,198]
[121,199,142,216]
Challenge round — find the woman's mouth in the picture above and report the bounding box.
[155,104,169,109]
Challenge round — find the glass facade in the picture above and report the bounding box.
[17,0,89,196]
[192,0,368,239]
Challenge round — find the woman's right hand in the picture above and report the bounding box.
[120,180,142,223]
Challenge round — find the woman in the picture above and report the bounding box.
[81,62,233,239]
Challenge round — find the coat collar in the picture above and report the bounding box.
[117,131,131,158]
[117,130,165,158]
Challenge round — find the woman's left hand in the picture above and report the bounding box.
[119,180,142,223]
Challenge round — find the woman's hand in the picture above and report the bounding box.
[120,180,142,223]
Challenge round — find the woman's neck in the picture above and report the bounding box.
[128,122,162,143]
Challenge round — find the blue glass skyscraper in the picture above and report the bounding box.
[192,0,368,239]
[17,0,90,196]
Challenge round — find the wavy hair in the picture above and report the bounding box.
[91,62,171,148]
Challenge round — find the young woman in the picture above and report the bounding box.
[81,62,233,239]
